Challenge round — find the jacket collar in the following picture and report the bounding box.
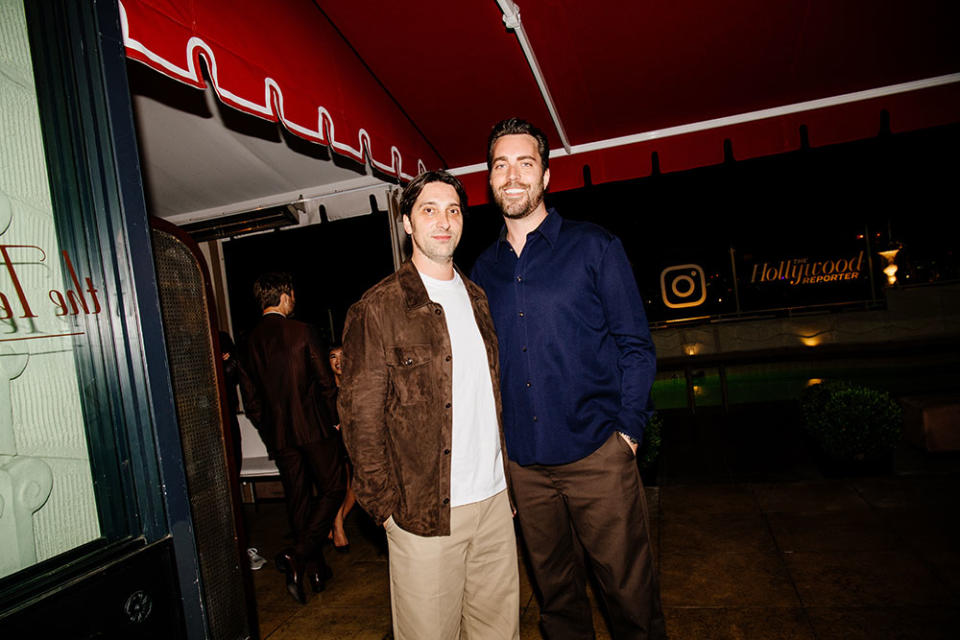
[398,260,431,310]
[397,259,480,310]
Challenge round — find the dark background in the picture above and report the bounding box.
[224,121,960,341]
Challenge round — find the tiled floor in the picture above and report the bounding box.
[244,404,960,639]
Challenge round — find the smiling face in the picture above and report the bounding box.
[328,347,342,378]
[489,133,550,220]
[402,180,464,273]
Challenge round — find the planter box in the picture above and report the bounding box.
[900,394,960,452]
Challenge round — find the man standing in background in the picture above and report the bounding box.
[471,119,665,640]
[240,272,344,605]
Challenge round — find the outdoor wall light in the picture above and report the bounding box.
[878,248,900,285]
[683,342,699,356]
[800,335,821,347]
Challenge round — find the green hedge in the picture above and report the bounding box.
[800,381,902,461]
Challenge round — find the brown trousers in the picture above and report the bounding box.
[509,433,666,640]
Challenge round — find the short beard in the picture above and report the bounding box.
[495,183,545,220]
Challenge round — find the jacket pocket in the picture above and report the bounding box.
[385,344,433,406]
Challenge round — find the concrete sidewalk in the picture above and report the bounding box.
[247,403,960,639]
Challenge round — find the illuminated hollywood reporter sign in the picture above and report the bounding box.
[749,251,865,286]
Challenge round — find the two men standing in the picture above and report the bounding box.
[340,118,664,639]
[339,171,519,640]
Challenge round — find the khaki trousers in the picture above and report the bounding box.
[385,489,520,640]
[509,432,666,640]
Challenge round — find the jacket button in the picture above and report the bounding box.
[444,449,450,455]
[445,402,452,409]
[443,498,449,505]
[435,308,442,315]
[445,355,451,361]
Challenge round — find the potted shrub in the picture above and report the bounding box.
[800,380,902,475]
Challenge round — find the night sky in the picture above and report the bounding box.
[224,121,960,342]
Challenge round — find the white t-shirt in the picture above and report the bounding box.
[420,270,506,507]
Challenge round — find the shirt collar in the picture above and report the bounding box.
[495,208,560,259]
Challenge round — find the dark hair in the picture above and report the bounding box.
[399,170,468,220]
[253,272,293,310]
[487,118,550,171]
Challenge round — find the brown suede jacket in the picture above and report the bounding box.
[338,260,510,537]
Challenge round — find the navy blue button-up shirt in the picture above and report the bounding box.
[470,209,656,466]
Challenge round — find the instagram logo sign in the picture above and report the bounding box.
[660,264,707,309]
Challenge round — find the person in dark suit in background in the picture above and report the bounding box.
[239,272,345,604]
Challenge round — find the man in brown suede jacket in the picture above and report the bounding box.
[339,170,518,640]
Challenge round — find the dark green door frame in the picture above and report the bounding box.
[15,1,206,637]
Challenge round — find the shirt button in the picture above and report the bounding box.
[516,276,523,282]
[525,381,531,387]
[522,346,527,352]
[518,311,524,317]
[533,416,538,422]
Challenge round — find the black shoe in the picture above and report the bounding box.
[275,550,306,605]
[309,563,333,593]
[333,543,351,554]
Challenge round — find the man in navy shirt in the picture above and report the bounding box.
[471,118,665,640]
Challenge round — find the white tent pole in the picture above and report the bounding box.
[497,1,571,154]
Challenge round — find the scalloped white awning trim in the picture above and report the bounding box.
[119,1,429,182]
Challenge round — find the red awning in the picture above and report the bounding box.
[122,0,960,205]
[121,0,442,180]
